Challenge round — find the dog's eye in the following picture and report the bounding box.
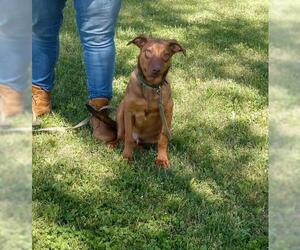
[163,52,171,61]
[145,49,152,58]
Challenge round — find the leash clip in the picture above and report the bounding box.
[156,86,161,94]
[156,87,164,106]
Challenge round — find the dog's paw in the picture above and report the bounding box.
[107,139,118,149]
[155,156,170,168]
[122,152,133,162]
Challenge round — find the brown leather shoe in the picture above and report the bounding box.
[89,98,116,143]
[0,84,23,117]
[32,85,51,117]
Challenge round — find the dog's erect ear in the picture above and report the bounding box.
[169,40,186,56]
[127,35,148,49]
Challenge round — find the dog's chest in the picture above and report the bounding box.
[133,113,162,143]
[132,96,163,142]
[134,100,161,127]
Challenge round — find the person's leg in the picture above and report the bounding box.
[0,0,31,118]
[32,0,66,116]
[32,0,66,92]
[74,0,121,143]
[74,0,121,100]
[0,0,31,92]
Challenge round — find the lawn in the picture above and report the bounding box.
[269,1,300,249]
[33,0,268,249]
[0,111,32,249]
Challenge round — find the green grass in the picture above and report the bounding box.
[33,1,268,249]
[269,1,300,249]
[0,112,32,249]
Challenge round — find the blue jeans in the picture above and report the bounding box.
[32,0,121,100]
[0,0,31,92]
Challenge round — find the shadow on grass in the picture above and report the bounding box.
[33,118,267,248]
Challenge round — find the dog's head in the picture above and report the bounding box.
[128,35,186,84]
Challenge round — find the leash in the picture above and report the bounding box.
[0,111,33,133]
[85,104,117,130]
[0,115,91,134]
[0,105,116,134]
[32,104,117,133]
[136,71,172,140]
[157,87,172,140]
[32,115,91,133]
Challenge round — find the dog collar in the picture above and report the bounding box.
[136,71,167,90]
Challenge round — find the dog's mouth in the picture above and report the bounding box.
[151,71,162,77]
[143,68,166,83]
[145,74,164,84]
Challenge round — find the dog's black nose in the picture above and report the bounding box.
[152,68,161,74]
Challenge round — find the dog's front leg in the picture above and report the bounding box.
[156,134,170,167]
[123,110,135,161]
[156,101,173,168]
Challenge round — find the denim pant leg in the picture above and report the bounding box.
[74,0,121,100]
[0,0,31,92]
[32,0,66,92]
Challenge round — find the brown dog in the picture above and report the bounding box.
[116,35,185,167]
